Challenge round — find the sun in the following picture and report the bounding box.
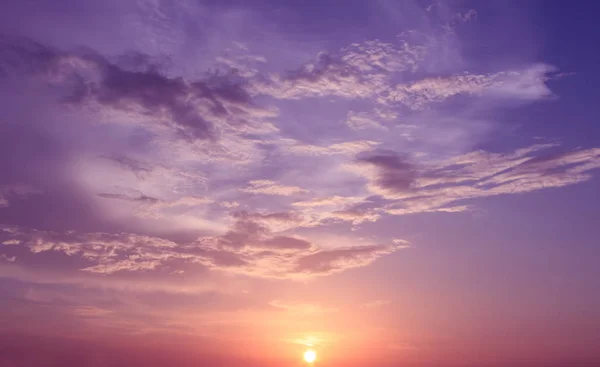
[303,349,317,364]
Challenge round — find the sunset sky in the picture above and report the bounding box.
[1,1,599,366]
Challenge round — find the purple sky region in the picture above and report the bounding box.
[0,1,599,366]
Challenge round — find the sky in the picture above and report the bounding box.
[0,1,599,366]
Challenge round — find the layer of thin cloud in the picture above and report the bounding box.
[240,180,309,196]
[292,196,364,208]
[346,111,388,130]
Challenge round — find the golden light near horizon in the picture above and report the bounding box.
[303,349,317,364]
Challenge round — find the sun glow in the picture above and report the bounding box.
[303,349,317,364]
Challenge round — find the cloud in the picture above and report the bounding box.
[98,192,213,219]
[454,9,478,23]
[353,150,418,198]
[203,210,310,250]
[288,140,379,156]
[294,244,397,276]
[0,37,274,237]
[240,180,309,196]
[97,192,160,204]
[251,31,555,119]
[262,236,313,251]
[0,213,404,279]
[292,196,364,208]
[269,300,337,314]
[340,39,426,73]
[384,64,556,110]
[335,144,600,217]
[346,111,388,130]
[215,44,267,78]
[328,207,381,225]
[0,224,184,275]
[0,254,16,262]
[100,155,155,177]
[0,37,277,143]
[375,145,600,214]
[72,306,113,318]
[0,185,40,208]
[254,52,376,100]
[290,198,385,227]
[82,259,163,274]
[252,37,427,100]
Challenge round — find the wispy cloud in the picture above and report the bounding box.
[384,64,555,110]
[240,180,309,196]
[269,300,337,314]
[345,144,600,215]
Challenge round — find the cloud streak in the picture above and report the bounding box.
[344,144,600,215]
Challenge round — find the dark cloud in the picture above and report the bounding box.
[97,192,160,204]
[0,36,264,142]
[101,155,154,176]
[357,150,417,194]
[220,216,269,248]
[0,35,57,76]
[91,62,216,141]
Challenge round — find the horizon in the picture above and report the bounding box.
[0,1,599,366]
